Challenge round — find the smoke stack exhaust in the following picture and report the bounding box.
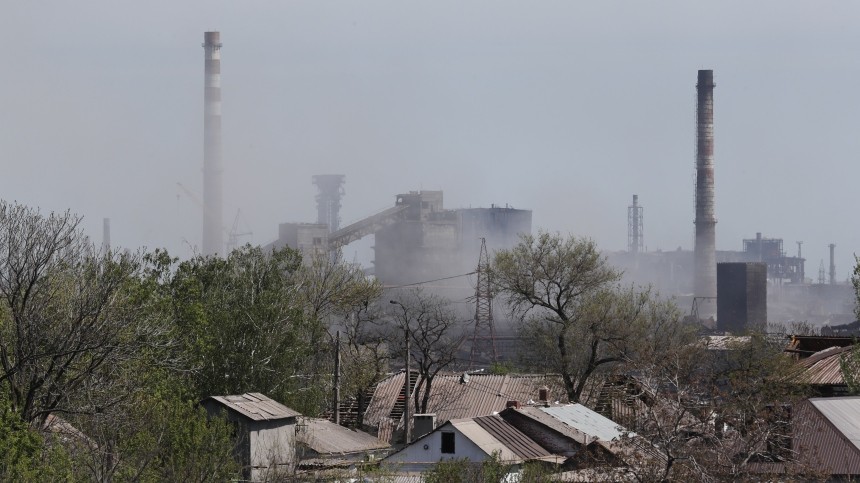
[202,31,224,256]
[694,70,717,302]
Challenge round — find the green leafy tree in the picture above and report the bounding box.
[492,232,670,402]
[0,394,75,481]
[163,244,328,413]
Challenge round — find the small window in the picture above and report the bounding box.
[441,432,455,454]
[313,237,322,246]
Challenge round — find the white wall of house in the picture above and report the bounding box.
[385,424,490,471]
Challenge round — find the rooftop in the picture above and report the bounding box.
[202,392,300,422]
[298,417,389,455]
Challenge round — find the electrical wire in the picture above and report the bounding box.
[383,271,477,289]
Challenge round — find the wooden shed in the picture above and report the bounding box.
[201,392,300,481]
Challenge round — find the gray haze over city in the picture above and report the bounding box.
[2,2,858,281]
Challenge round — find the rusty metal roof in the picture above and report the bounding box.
[447,417,561,464]
[786,335,856,357]
[362,372,567,439]
[204,392,300,421]
[796,346,852,386]
[298,417,389,455]
[473,414,553,460]
[796,397,860,475]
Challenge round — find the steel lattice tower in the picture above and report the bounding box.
[469,238,497,368]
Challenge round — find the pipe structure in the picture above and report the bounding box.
[102,218,111,252]
[694,70,717,301]
[202,31,224,256]
[628,194,643,255]
[829,243,836,285]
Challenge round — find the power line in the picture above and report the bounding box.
[383,271,477,289]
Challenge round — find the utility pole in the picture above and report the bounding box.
[333,330,340,425]
[390,300,412,444]
[405,324,411,444]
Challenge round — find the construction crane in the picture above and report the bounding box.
[226,209,253,254]
[176,182,252,254]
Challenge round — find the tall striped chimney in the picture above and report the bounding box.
[202,31,223,256]
[694,70,717,302]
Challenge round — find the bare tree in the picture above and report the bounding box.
[340,300,389,427]
[390,289,467,414]
[0,201,163,425]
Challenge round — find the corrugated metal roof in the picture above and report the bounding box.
[792,397,860,475]
[810,397,860,453]
[473,415,553,460]
[449,416,561,464]
[362,372,567,441]
[298,417,390,455]
[450,418,521,462]
[796,346,852,386]
[204,392,300,421]
[507,407,593,445]
[540,404,624,443]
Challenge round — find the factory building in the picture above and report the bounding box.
[269,186,531,290]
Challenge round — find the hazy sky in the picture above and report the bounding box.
[1,2,858,279]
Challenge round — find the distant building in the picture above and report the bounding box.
[717,262,767,333]
[268,223,329,265]
[201,392,300,481]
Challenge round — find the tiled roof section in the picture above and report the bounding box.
[205,392,300,421]
[298,418,389,455]
[796,346,852,385]
[472,415,553,460]
[362,372,567,433]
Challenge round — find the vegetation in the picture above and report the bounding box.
[0,201,386,480]
[391,288,466,414]
[0,202,841,480]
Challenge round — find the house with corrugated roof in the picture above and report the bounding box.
[794,346,852,396]
[498,403,663,471]
[201,392,300,481]
[749,396,860,478]
[362,371,567,444]
[383,413,566,473]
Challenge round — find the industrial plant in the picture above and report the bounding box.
[196,35,853,347]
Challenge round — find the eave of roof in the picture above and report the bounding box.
[203,392,300,421]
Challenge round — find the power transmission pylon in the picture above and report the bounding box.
[469,238,497,368]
